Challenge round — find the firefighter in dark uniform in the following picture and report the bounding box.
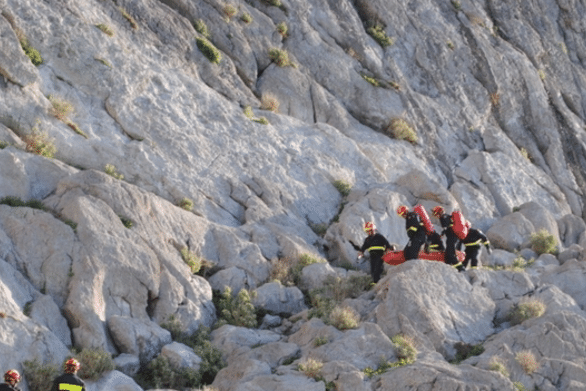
[51,358,86,391]
[0,370,21,391]
[432,206,461,266]
[460,223,491,271]
[351,221,394,283]
[425,230,445,253]
[397,205,427,261]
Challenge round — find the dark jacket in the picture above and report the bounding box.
[359,232,393,257]
[462,228,490,249]
[405,211,424,239]
[0,384,21,391]
[51,373,86,391]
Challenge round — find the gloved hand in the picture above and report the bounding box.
[485,244,492,254]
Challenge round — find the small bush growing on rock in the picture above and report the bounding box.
[291,253,326,284]
[161,314,184,340]
[178,197,194,211]
[513,382,527,391]
[118,7,138,29]
[451,0,462,10]
[361,73,380,87]
[314,336,329,347]
[197,37,222,64]
[509,298,546,325]
[263,0,282,6]
[387,117,418,144]
[297,357,323,379]
[530,229,558,255]
[22,358,60,391]
[193,19,211,38]
[332,179,352,197]
[104,164,124,180]
[515,350,539,374]
[253,117,269,125]
[119,215,133,229]
[20,36,43,66]
[136,355,201,389]
[215,286,258,328]
[0,196,46,210]
[260,93,280,112]
[268,48,293,67]
[180,247,202,274]
[240,13,252,24]
[329,305,360,330]
[367,24,393,47]
[75,348,115,381]
[276,21,288,37]
[391,334,418,363]
[48,95,73,121]
[23,129,56,158]
[488,356,510,378]
[0,141,7,149]
[270,257,296,285]
[222,4,238,20]
[95,23,114,36]
[451,342,484,364]
[309,222,328,236]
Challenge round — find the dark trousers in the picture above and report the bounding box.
[462,246,481,268]
[444,231,459,265]
[370,255,384,282]
[404,231,426,260]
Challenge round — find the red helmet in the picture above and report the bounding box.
[432,206,444,218]
[363,221,376,232]
[4,370,20,385]
[396,205,409,218]
[64,358,81,374]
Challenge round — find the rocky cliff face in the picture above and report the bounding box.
[1,0,586,390]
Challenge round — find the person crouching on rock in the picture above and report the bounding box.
[352,221,394,283]
[0,370,21,391]
[397,205,427,261]
[432,206,461,267]
[51,358,86,391]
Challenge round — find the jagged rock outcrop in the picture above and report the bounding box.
[2,0,586,390]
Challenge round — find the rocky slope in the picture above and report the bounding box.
[1,0,586,390]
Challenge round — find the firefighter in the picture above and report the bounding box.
[425,230,445,253]
[397,205,427,261]
[0,370,21,391]
[459,223,491,271]
[432,206,461,267]
[51,358,86,391]
[351,221,394,283]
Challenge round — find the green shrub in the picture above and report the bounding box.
[181,247,202,274]
[48,95,74,121]
[118,7,138,29]
[366,24,393,47]
[509,298,546,325]
[451,342,484,364]
[361,73,380,87]
[451,0,462,10]
[20,37,43,66]
[515,350,539,374]
[187,327,226,384]
[197,37,222,64]
[513,382,527,391]
[309,222,328,237]
[95,23,114,36]
[253,117,269,125]
[222,4,238,20]
[263,0,282,6]
[104,164,124,180]
[240,13,253,24]
[23,130,56,158]
[243,105,254,118]
[387,117,418,144]
[391,334,417,363]
[530,229,558,255]
[136,355,201,389]
[193,19,211,38]
[75,348,115,381]
[297,358,323,379]
[178,197,194,211]
[0,140,8,149]
[276,22,288,37]
[488,356,509,378]
[0,196,46,210]
[22,358,60,391]
[314,336,329,347]
[119,215,133,229]
[214,286,257,328]
[268,48,293,67]
[332,179,352,197]
[161,314,184,340]
[329,305,360,330]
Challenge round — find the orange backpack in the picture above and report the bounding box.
[414,204,435,234]
[451,210,469,240]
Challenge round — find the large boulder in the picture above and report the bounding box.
[374,260,495,358]
[159,341,202,370]
[252,282,307,316]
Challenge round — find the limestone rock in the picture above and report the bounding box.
[486,212,535,252]
[0,12,39,86]
[85,370,143,391]
[113,354,140,377]
[252,282,307,316]
[211,325,282,363]
[160,341,202,370]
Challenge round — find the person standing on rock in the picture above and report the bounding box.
[51,358,86,391]
[459,222,491,271]
[0,370,21,391]
[351,221,394,283]
[397,205,427,260]
[432,206,461,267]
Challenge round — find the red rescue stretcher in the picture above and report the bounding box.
[382,250,465,266]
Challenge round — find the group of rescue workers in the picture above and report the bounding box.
[0,358,85,391]
[353,205,491,283]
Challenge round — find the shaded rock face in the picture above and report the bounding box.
[1,0,586,390]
